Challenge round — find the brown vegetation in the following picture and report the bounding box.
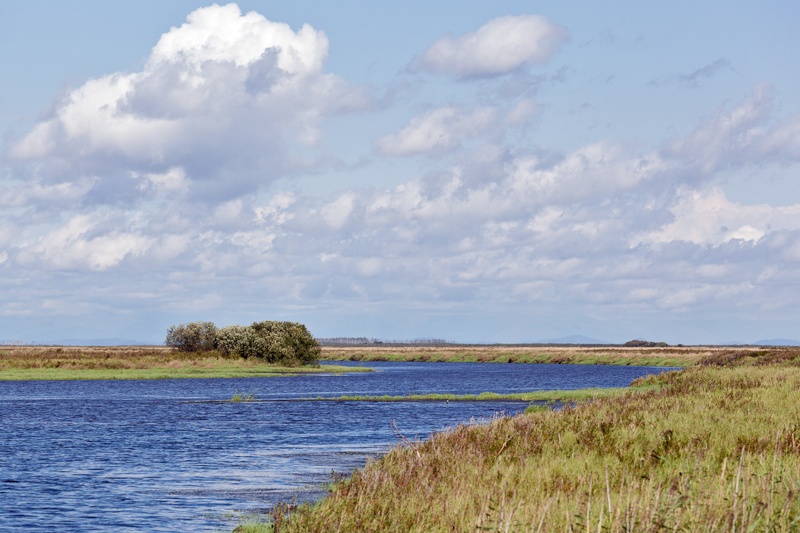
[320,344,751,367]
[0,345,189,371]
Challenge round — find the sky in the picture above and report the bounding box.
[1,1,800,345]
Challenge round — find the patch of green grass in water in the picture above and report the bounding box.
[228,390,258,402]
[299,385,659,403]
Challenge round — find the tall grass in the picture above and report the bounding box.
[0,346,367,380]
[255,350,800,532]
[319,345,743,367]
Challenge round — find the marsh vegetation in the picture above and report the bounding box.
[0,346,362,380]
[243,348,800,532]
[318,344,739,367]
[166,320,320,365]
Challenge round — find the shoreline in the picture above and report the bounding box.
[318,344,754,367]
[244,348,800,531]
[0,345,368,381]
[0,364,368,381]
[0,345,773,380]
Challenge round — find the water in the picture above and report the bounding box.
[0,362,678,531]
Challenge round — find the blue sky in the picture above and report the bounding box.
[2,1,799,344]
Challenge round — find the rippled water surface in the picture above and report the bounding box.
[0,362,678,531]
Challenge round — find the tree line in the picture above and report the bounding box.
[165,321,320,366]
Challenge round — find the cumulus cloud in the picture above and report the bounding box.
[3,0,800,344]
[24,214,154,271]
[132,167,189,194]
[639,187,800,246]
[7,3,366,202]
[376,106,497,156]
[416,15,568,79]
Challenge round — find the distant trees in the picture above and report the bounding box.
[166,320,320,366]
[624,339,669,348]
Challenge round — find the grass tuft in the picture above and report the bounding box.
[228,390,258,402]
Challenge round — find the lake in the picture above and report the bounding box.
[0,362,679,531]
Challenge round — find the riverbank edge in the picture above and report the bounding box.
[0,345,769,380]
[303,386,661,402]
[317,345,751,367]
[0,364,369,381]
[190,386,661,405]
[238,348,800,532]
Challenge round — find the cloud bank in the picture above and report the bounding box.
[2,4,800,343]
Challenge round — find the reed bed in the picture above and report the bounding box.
[319,345,740,367]
[249,350,800,532]
[0,346,363,380]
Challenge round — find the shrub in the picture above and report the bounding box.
[216,325,260,358]
[207,321,320,365]
[250,321,320,365]
[165,321,218,352]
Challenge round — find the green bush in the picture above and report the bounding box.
[165,321,218,352]
[171,320,320,365]
[216,325,263,359]
[250,321,320,365]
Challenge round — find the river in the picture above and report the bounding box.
[0,361,678,531]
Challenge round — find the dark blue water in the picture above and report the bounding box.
[0,362,678,531]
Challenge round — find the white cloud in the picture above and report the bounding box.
[417,15,568,79]
[506,143,665,205]
[0,178,95,207]
[321,192,357,229]
[133,167,189,193]
[639,187,800,246]
[376,106,497,156]
[664,84,773,176]
[663,84,800,177]
[7,3,365,202]
[28,214,154,271]
[148,3,327,74]
[255,193,296,225]
[3,3,800,344]
[213,198,245,226]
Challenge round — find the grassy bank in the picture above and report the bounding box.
[0,346,366,380]
[319,345,739,367]
[244,349,800,532]
[305,387,654,403]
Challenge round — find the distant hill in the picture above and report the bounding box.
[753,339,800,347]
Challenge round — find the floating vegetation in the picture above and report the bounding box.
[228,390,258,402]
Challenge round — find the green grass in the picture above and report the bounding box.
[249,349,800,532]
[305,385,661,403]
[228,390,258,402]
